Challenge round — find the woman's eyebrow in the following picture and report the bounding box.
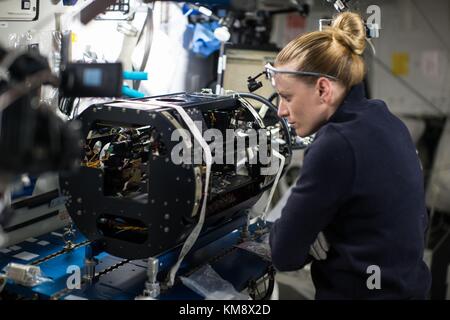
[278,92,291,98]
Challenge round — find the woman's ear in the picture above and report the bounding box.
[316,78,332,104]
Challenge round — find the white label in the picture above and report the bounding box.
[26,238,38,243]
[222,55,227,71]
[0,248,11,254]
[9,246,21,251]
[37,241,50,246]
[217,57,223,74]
[13,251,39,261]
[64,295,88,300]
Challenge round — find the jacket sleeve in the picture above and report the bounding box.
[269,126,355,271]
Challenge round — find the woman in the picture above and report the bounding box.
[268,12,431,299]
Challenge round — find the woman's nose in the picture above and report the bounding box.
[278,100,289,118]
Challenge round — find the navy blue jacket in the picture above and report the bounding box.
[269,83,431,299]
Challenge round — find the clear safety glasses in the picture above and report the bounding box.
[264,63,339,87]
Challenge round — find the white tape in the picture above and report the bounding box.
[165,104,212,288]
[259,104,269,119]
[126,100,212,288]
[104,102,161,110]
[215,84,222,95]
[263,150,285,219]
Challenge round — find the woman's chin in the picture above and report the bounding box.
[296,128,310,138]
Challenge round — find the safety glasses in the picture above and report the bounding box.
[264,63,339,87]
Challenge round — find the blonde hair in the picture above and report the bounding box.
[275,12,366,89]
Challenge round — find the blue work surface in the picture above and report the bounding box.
[0,220,272,300]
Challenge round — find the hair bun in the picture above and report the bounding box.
[331,12,366,55]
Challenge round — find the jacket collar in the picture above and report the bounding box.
[327,82,368,123]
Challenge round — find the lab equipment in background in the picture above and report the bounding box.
[95,0,135,21]
[59,62,123,97]
[0,176,70,248]
[0,0,39,21]
[223,46,278,98]
[122,71,148,98]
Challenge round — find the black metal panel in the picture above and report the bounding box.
[61,102,198,259]
[60,93,289,260]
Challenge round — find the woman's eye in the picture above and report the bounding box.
[279,94,291,103]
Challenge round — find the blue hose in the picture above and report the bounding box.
[122,86,145,98]
[123,71,148,81]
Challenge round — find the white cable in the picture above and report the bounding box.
[218,92,284,220]
[0,273,6,293]
[0,219,7,248]
[122,99,212,288]
[106,99,283,281]
[0,186,11,249]
[0,108,3,137]
[263,149,285,220]
[165,104,212,288]
[237,97,265,128]
[366,38,376,55]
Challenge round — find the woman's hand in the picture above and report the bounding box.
[309,232,330,260]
